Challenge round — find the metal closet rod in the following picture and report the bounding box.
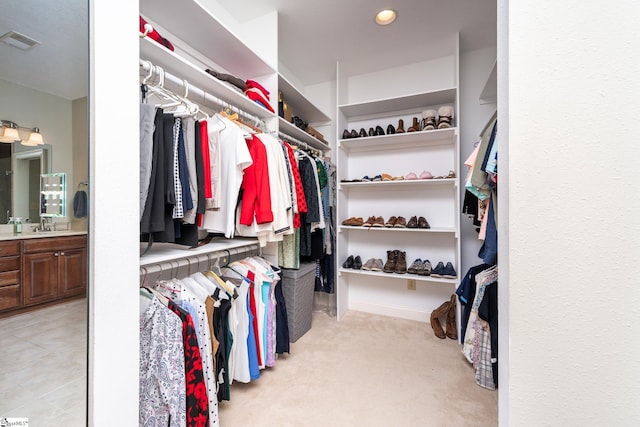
[277,131,322,156]
[139,243,261,281]
[139,59,265,128]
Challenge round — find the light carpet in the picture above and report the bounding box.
[219,309,498,427]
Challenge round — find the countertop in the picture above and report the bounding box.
[0,230,88,241]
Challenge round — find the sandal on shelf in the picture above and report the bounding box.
[434,171,456,179]
[419,170,434,179]
[404,172,418,180]
[381,173,393,181]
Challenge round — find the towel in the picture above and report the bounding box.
[73,190,88,218]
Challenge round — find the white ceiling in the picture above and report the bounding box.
[0,0,495,99]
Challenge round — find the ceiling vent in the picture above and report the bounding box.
[0,30,40,51]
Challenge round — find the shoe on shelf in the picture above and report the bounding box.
[372,216,385,227]
[394,216,407,228]
[342,255,354,269]
[421,259,432,276]
[418,216,430,229]
[394,251,407,274]
[372,175,382,182]
[419,170,433,179]
[385,216,397,227]
[442,262,457,279]
[407,117,420,132]
[430,300,451,339]
[383,249,398,273]
[431,261,446,278]
[437,105,454,129]
[371,258,384,272]
[342,129,351,139]
[407,258,423,274]
[406,216,418,228]
[446,294,458,340]
[375,125,385,136]
[359,128,367,138]
[350,129,359,138]
[361,258,376,271]
[353,255,363,270]
[381,173,393,181]
[420,109,437,131]
[368,127,375,137]
[386,124,396,135]
[363,216,376,227]
[342,216,364,226]
[396,119,405,133]
[445,170,456,179]
[404,171,418,180]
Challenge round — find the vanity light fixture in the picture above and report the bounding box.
[0,120,45,145]
[375,9,397,26]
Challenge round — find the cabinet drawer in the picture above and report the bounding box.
[0,256,19,272]
[23,236,87,253]
[0,284,20,311]
[0,271,19,286]
[0,240,21,257]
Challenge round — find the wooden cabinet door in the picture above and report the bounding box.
[58,248,87,298]
[22,252,58,306]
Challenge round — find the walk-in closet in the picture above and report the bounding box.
[3,0,640,426]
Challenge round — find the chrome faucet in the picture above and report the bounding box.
[40,217,50,232]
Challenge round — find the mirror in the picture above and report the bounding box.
[7,145,52,223]
[40,172,66,217]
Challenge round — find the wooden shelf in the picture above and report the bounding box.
[278,118,330,151]
[338,127,456,152]
[338,268,457,285]
[140,0,274,78]
[278,74,331,123]
[140,37,275,120]
[339,88,457,119]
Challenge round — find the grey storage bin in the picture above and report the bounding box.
[281,262,316,342]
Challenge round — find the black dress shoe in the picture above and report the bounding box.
[359,128,367,138]
[353,255,362,269]
[368,127,375,136]
[342,255,354,269]
[342,129,350,139]
[375,125,385,136]
[350,129,359,138]
[387,124,396,134]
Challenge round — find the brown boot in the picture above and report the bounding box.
[396,119,405,133]
[407,117,420,132]
[383,250,397,273]
[430,301,451,339]
[394,251,407,274]
[446,294,458,340]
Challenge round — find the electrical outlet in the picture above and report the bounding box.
[407,279,416,290]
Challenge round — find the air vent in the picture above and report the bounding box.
[0,30,40,51]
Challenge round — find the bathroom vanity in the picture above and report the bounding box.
[0,231,87,315]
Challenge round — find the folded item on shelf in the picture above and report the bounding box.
[246,80,270,99]
[140,16,174,51]
[205,68,247,92]
[246,88,275,113]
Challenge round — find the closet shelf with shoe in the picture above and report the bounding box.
[335,36,461,323]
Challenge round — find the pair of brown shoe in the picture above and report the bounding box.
[385,216,406,228]
[342,216,364,226]
[430,295,457,340]
[406,216,430,229]
[383,249,407,274]
[363,216,384,227]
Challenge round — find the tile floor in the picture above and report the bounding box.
[0,298,87,426]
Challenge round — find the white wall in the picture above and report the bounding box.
[72,97,88,229]
[89,0,140,424]
[504,1,640,425]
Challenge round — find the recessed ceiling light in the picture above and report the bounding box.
[375,9,397,26]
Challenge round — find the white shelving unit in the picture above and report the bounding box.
[335,54,461,323]
[139,0,332,266]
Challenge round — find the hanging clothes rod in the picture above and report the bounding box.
[276,131,322,156]
[139,243,260,282]
[139,59,265,129]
